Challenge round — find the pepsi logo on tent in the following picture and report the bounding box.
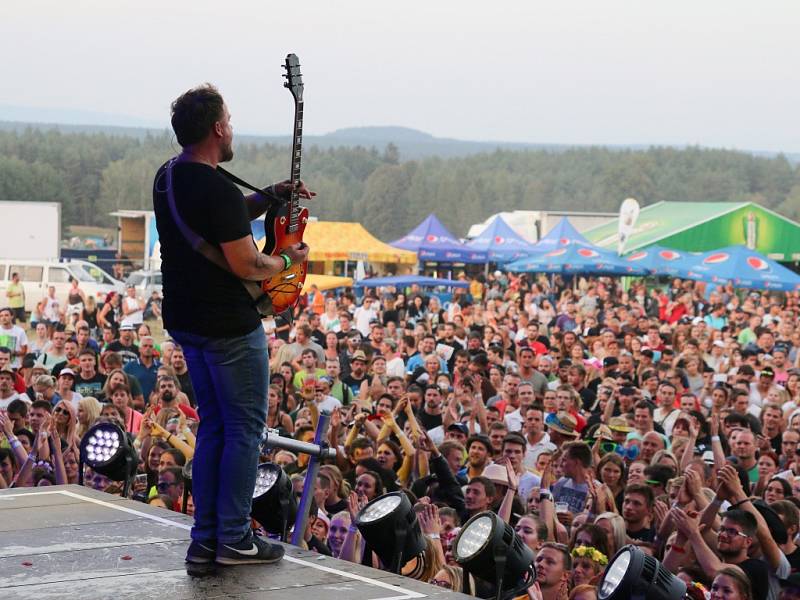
[746,256,770,271]
[627,251,648,262]
[577,248,599,258]
[559,237,570,245]
[546,248,568,257]
[658,250,681,261]
[703,252,730,265]
[494,236,505,245]
[426,234,439,243]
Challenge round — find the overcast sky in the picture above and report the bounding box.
[2,0,799,151]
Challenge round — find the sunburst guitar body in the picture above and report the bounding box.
[260,53,308,314]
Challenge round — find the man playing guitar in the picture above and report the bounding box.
[153,83,313,569]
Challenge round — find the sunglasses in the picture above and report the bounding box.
[53,407,70,415]
[156,481,179,491]
[718,527,749,539]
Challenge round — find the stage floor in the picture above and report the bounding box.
[0,485,472,600]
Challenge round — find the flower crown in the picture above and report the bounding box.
[570,545,608,565]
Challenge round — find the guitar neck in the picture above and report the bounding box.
[287,100,304,233]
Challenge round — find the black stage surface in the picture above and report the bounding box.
[0,485,474,600]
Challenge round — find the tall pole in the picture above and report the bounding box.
[290,410,331,546]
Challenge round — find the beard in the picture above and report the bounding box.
[161,391,174,403]
[220,142,234,163]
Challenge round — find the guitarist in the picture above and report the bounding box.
[153,84,314,569]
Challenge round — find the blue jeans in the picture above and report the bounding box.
[170,326,268,544]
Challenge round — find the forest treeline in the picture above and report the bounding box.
[1,127,799,241]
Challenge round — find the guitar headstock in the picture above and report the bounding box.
[283,53,303,102]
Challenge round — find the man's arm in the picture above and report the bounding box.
[671,507,725,573]
[220,236,308,282]
[720,465,784,571]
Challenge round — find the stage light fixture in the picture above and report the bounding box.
[250,463,297,541]
[79,421,138,496]
[354,492,426,574]
[453,511,535,600]
[598,545,686,600]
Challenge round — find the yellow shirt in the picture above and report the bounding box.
[6,282,24,309]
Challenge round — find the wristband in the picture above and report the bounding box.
[279,253,292,271]
[426,533,440,540]
[729,498,750,509]
[711,435,720,442]
[348,525,358,533]
[10,440,21,450]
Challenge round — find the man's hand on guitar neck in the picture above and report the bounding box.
[245,180,316,220]
[273,179,316,201]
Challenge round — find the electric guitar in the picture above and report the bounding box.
[261,53,308,313]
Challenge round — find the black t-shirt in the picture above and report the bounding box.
[417,410,443,431]
[342,373,368,397]
[153,161,261,338]
[736,558,769,600]
[75,373,106,398]
[786,546,800,574]
[626,525,656,543]
[106,341,139,366]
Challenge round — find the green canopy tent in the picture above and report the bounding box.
[583,201,800,261]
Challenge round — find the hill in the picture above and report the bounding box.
[3,119,798,165]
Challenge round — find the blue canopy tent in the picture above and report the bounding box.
[390,214,486,263]
[466,215,539,262]
[355,275,469,289]
[530,217,593,252]
[683,246,800,292]
[505,244,648,276]
[622,245,698,277]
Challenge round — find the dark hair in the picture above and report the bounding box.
[170,83,226,147]
[643,464,676,487]
[624,483,655,507]
[31,400,53,413]
[502,432,527,450]
[163,447,186,467]
[7,399,28,417]
[721,509,758,537]
[572,523,611,557]
[468,476,496,498]
[563,441,593,468]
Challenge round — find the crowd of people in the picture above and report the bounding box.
[3,271,800,600]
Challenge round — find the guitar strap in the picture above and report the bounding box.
[164,158,276,317]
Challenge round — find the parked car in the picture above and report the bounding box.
[125,270,162,298]
[0,259,120,313]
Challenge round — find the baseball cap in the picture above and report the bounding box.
[119,323,135,331]
[0,364,14,377]
[761,366,776,378]
[59,368,76,378]
[447,423,469,436]
[603,356,619,368]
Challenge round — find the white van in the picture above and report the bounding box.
[0,259,121,313]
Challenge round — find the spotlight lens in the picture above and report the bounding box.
[457,515,493,559]
[600,549,631,598]
[359,495,401,523]
[88,436,97,445]
[253,468,279,497]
